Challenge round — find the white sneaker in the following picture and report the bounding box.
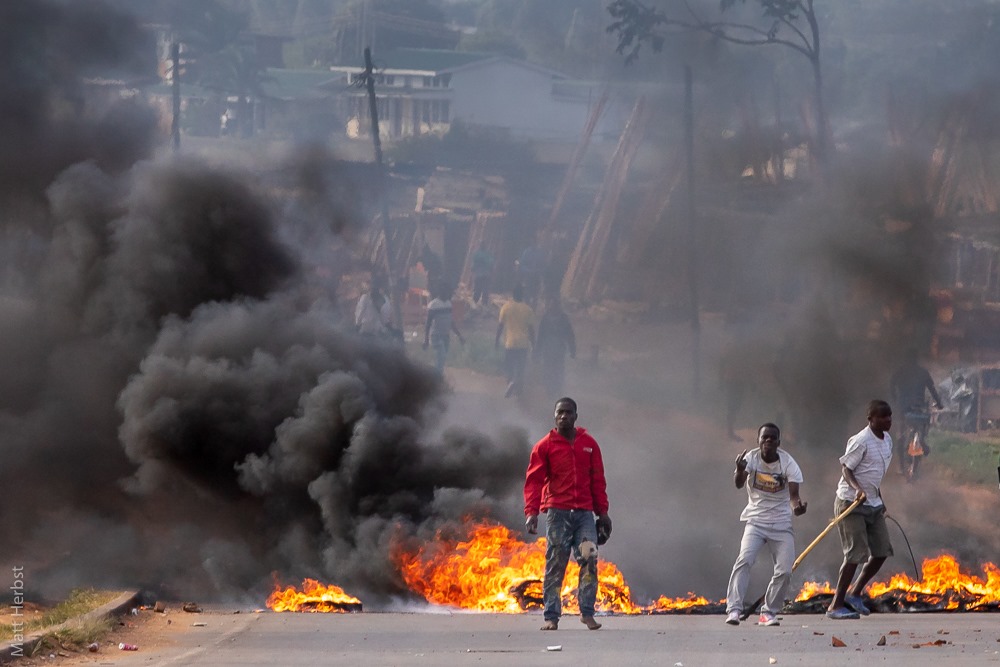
[757,612,780,626]
[725,610,740,625]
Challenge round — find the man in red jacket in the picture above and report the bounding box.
[524,397,612,631]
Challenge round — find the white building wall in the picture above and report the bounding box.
[450,62,595,140]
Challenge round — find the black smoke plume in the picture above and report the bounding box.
[0,0,529,605]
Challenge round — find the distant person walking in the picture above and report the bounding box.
[827,400,894,620]
[420,244,444,292]
[470,243,495,308]
[535,296,576,398]
[524,397,612,631]
[724,423,807,627]
[355,281,392,337]
[889,348,942,475]
[423,282,464,375]
[495,284,534,398]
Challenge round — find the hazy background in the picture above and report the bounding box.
[0,0,997,608]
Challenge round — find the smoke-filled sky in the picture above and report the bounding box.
[0,0,998,611]
[0,0,533,606]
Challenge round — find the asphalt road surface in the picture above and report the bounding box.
[56,608,1000,667]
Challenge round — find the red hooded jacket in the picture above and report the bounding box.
[524,427,609,516]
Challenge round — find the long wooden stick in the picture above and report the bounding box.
[740,496,864,619]
[792,496,864,570]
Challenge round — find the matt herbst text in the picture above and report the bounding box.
[9,566,24,656]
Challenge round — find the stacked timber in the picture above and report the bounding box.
[561,97,649,304]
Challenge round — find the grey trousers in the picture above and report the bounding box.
[725,522,795,615]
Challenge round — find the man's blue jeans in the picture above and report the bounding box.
[543,509,599,621]
[431,334,449,373]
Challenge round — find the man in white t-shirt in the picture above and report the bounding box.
[355,283,392,336]
[827,399,894,620]
[423,282,464,374]
[725,423,807,627]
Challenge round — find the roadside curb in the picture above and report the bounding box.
[0,590,142,664]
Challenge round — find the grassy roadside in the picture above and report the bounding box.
[406,330,506,376]
[927,431,1000,486]
[0,589,125,648]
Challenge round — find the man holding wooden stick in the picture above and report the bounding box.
[827,399,895,620]
[724,423,807,627]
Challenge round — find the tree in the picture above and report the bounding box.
[197,38,270,138]
[322,0,458,65]
[607,0,829,164]
[475,0,617,76]
[158,1,269,137]
[456,29,526,60]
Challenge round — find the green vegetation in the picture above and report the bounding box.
[33,616,114,654]
[452,331,505,375]
[927,432,1000,486]
[409,330,504,376]
[0,589,124,643]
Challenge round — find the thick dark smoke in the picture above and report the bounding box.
[591,0,1000,600]
[0,0,529,605]
[0,0,157,200]
[4,0,998,614]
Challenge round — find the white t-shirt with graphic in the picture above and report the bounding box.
[426,298,453,339]
[739,448,804,528]
[836,425,892,508]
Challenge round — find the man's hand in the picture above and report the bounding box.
[793,499,808,516]
[525,515,538,535]
[735,449,749,471]
[596,514,612,545]
[853,489,867,503]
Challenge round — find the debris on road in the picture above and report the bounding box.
[831,636,847,647]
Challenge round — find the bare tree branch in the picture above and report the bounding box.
[607,0,830,165]
[608,0,816,62]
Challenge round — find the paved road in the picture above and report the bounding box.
[74,609,1000,667]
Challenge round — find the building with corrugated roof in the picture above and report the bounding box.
[325,48,623,141]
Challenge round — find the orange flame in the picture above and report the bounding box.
[267,578,362,613]
[647,594,714,612]
[395,521,714,614]
[795,580,834,601]
[866,554,1000,609]
[268,526,1000,615]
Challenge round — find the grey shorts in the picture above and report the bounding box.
[834,497,893,563]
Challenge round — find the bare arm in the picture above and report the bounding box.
[925,371,943,408]
[788,481,807,515]
[841,464,867,503]
[734,449,748,489]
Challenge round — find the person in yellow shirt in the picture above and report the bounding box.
[495,284,535,398]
